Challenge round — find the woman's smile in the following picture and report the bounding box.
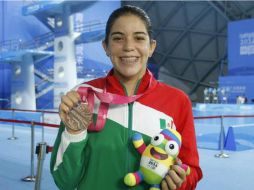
[119,56,139,65]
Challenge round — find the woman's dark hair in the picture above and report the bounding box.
[104,5,153,45]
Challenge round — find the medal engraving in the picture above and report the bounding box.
[65,103,92,131]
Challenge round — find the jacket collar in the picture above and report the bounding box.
[105,69,158,96]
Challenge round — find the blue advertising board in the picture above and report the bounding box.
[219,75,254,104]
[228,19,254,75]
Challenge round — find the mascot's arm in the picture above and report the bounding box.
[132,133,147,155]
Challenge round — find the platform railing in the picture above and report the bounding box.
[0,20,106,53]
[74,20,106,33]
[0,39,22,52]
[0,32,55,53]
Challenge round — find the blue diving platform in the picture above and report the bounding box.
[22,1,96,30]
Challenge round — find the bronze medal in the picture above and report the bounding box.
[65,103,92,131]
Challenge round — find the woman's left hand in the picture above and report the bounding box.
[161,159,187,190]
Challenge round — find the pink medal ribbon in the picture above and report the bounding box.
[77,71,156,132]
[77,87,142,131]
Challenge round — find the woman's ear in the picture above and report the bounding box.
[102,40,110,56]
[149,39,157,57]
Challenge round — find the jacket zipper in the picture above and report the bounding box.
[126,102,133,176]
[120,80,141,175]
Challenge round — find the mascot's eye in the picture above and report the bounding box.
[151,134,164,146]
[165,141,179,157]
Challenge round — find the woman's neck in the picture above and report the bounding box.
[122,79,140,96]
[113,71,144,96]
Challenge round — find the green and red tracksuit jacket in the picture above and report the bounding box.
[50,69,202,190]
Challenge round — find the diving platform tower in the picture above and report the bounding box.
[22,1,97,109]
[0,37,53,110]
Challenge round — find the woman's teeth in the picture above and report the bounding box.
[121,57,138,64]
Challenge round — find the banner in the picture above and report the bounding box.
[228,19,254,75]
[219,75,254,104]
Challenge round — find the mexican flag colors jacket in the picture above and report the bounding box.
[50,69,202,190]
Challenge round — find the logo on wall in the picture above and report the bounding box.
[239,32,254,55]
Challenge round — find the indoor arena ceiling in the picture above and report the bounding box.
[123,1,254,102]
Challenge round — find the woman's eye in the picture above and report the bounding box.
[113,37,123,41]
[136,37,145,41]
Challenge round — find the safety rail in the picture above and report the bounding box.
[0,39,23,52]
[0,20,105,53]
[0,32,55,52]
[0,118,59,128]
[21,32,55,49]
[0,108,58,141]
[75,21,106,33]
[0,108,58,114]
[194,115,254,119]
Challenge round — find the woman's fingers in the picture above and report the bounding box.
[171,165,187,182]
[66,91,81,105]
[161,179,170,190]
[168,169,183,188]
[61,91,80,109]
[59,91,82,122]
[59,101,70,114]
[161,162,187,190]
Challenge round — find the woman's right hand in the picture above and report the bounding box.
[59,90,92,134]
[59,90,81,120]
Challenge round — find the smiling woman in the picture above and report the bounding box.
[102,14,156,96]
[51,5,202,190]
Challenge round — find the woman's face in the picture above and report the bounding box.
[103,14,156,82]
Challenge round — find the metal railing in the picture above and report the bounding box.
[0,32,55,52]
[75,20,106,33]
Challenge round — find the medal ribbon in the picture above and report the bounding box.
[77,70,155,131]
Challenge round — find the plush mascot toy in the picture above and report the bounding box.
[124,128,190,190]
